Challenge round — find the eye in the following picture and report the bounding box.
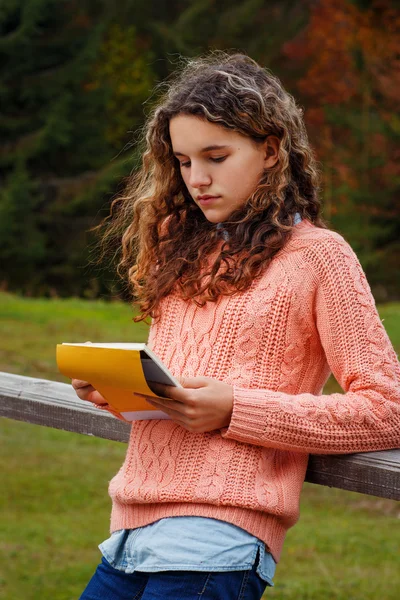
[179,156,227,168]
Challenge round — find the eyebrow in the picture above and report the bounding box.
[173,144,232,157]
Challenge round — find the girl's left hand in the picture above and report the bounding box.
[139,377,233,433]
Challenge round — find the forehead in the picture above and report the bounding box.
[169,114,245,154]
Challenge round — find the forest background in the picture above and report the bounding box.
[1,0,399,302]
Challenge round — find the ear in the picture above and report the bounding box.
[263,135,280,169]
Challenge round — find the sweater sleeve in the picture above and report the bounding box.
[222,236,400,454]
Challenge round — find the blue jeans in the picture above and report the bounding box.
[80,556,268,600]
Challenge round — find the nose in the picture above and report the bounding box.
[188,162,212,189]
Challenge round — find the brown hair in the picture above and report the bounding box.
[101,50,325,320]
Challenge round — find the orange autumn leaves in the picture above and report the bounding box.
[284,0,400,216]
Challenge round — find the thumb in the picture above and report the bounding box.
[88,389,108,405]
[178,376,209,389]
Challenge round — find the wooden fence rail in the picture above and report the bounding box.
[1,371,399,501]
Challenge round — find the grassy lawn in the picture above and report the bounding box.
[0,292,399,599]
[0,292,148,381]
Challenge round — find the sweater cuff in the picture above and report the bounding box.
[222,385,274,444]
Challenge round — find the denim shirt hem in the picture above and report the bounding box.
[99,537,274,586]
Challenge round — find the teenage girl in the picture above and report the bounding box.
[73,51,400,600]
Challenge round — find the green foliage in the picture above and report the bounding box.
[0,163,45,289]
[0,0,398,298]
[90,24,155,148]
[0,0,156,296]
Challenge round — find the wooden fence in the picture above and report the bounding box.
[1,371,399,501]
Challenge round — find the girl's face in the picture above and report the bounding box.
[169,114,279,223]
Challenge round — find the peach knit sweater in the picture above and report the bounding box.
[108,220,400,563]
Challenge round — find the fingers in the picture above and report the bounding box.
[87,389,109,405]
[148,377,209,401]
[145,396,193,424]
[146,395,190,413]
[72,379,91,390]
[147,381,186,402]
[179,376,209,389]
[146,396,209,433]
[158,385,193,404]
[72,381,95,400]
[71,379,108,405]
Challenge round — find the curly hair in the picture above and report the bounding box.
[101,50,326,321]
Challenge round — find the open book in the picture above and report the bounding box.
[56,342,180,421]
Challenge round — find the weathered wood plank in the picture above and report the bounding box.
[307,451,400,500]
[1,371,399,500]
[0,371,130,442]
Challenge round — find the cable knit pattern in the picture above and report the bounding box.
[108,220,400,563]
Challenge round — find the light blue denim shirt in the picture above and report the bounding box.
[294,212,302,225]
[100,214,304,587]
[100,517,276,586]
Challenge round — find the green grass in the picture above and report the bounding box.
[0,292,399,599]
[0,419,126,600]
[0,292,149,381]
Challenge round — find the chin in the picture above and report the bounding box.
[202,210,231,224]
[205,215,223,224]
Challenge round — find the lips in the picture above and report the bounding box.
[197,195,220,205]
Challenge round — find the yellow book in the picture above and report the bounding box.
[56,342,181,421]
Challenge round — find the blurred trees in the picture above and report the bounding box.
[0,0,155,296]
[284,0,400,298]
[0,0,398,299]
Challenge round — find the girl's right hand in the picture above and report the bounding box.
[71,379,108,405]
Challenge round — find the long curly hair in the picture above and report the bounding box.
[101,50,326,321]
